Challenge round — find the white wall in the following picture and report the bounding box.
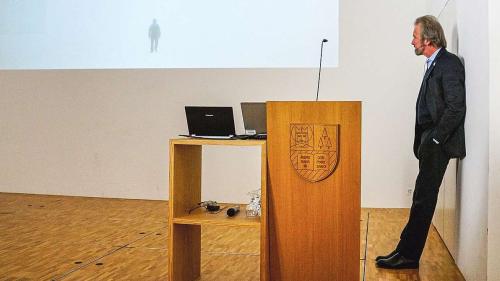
[488,0,500,279]
[427,0,490,280]
[455,0,489,279]
[0,0,426,206]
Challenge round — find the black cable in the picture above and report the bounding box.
[437,0,452,19]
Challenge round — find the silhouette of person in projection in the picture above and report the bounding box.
[149,19,161,52]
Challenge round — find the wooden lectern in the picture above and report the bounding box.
[267,101,361,281]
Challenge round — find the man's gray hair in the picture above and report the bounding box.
[415,15,447,48]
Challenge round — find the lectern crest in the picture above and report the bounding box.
[290,124,339,182]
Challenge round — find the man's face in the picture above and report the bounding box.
[412,24,426,56]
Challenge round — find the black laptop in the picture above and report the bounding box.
[182,106,236,139]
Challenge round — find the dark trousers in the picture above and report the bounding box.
[150,38,159,52]
[396,137,450,261]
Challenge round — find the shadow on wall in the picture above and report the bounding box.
[451,24,465,65]
[456,159,463,261]
[454,23,465,264]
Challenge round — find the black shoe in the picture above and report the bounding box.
[375,252,419,269]
[375,249,398,261]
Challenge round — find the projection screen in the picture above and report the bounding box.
[0,0,339,69]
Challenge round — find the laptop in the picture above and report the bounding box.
[182,106,236,139]
[241,102,266,139]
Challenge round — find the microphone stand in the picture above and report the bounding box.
[316,39,328,101]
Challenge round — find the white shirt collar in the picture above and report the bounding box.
[426,48,442,68]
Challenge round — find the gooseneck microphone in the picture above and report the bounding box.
[316,38,328,101]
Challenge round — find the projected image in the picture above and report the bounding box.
[0,0,339,69]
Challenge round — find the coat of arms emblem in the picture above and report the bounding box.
[290,124,339,182]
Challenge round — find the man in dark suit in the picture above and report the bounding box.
[376,15,466,269]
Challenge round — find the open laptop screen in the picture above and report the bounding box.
[241,102,266,135]
[185,106,236,137]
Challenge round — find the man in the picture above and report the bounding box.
[376,15,466,269]
[149,19,161,53]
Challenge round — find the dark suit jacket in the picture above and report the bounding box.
[414,48,466,159]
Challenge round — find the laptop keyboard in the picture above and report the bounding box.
[234,134,267,140]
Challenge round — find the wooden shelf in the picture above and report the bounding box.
[170,138,266,146]
[173,205,260,227]
[168,138,268,281]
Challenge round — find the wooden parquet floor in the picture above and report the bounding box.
[0,193,465,281]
